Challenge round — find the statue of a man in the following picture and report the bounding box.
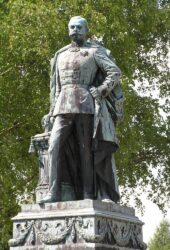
[40,16,123,203]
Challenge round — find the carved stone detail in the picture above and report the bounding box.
[96,218,147,249]
[8,221,34,247]
[9,216,147,249]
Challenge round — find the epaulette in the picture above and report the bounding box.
[85,40,105,49]
[55,44,72,55]
[50,44,71,72]
[51,44,72,67]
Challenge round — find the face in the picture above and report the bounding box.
[68,18,87,42]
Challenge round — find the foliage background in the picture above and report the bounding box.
[0,0,169,248]
[148,219,170,250]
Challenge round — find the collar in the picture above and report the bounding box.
[71,40,86,48]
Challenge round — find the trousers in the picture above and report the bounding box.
[48,114,94,200]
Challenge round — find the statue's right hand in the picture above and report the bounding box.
[41,113,55,132]
[41,113,51,128]
[43,113,51,123]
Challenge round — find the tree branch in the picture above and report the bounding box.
[0,121,28,136]
[0,67,12,76]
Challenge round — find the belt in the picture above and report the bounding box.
[61,84,90,90]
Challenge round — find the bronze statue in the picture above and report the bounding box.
[40,16,123,204]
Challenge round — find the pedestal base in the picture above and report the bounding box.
[9,200,147,250]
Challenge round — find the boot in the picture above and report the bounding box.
[39,192,56,204]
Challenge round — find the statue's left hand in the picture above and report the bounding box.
[89,87,101,102]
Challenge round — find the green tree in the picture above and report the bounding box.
[0,0,169,249]
[148,219,170,250]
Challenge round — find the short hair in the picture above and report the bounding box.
[68,16,89,32]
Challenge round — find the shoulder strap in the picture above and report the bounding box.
[55,44,72,55]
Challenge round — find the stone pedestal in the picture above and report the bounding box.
[9,200,147,250]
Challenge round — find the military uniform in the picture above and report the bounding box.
[48,41,121,200]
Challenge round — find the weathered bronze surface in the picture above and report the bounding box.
[37,16,124,204]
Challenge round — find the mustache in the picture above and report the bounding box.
[70,31,83,36]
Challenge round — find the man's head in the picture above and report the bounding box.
[68,16,88,43]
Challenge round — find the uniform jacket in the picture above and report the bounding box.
[50,41,123,146]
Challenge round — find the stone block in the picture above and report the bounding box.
[9,200,147,250]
